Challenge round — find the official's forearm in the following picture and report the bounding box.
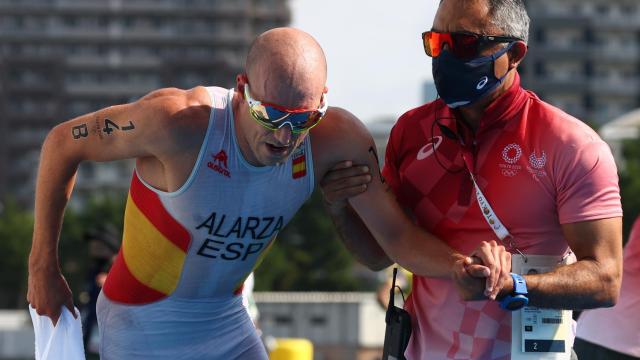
[326,203,393,271]
[30,126,81,271]
[523,258,621,310]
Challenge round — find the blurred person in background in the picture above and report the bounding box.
[80,224,119,353]
[376,266,412,310]
[574,216,640,360]
[27,27,506,360]
[321,0,623,358]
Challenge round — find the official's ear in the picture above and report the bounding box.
[508,41,528,69]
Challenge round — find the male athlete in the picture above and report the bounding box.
[27,28,508,359]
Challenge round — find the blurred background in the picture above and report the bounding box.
[1,0,640,359]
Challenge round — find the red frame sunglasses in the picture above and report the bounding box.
[244,84,328,134]
[422,30,523,60]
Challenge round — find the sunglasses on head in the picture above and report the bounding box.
[244,84,328,134]
[422,30,522,60]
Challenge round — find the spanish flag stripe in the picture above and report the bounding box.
[103,249,167,304]
[292,156,305,165]
[130,173,191,252]
[293,171,306,179]
[292,162,306,173]
[122,193,187,294]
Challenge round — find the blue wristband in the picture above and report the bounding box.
[500,273,529,311]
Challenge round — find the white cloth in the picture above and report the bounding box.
[29,305,85,360]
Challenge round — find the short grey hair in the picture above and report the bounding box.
[487,0,530,43]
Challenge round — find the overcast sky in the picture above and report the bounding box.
[290,0,440,123]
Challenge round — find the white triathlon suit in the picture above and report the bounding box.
[97,87,315,359]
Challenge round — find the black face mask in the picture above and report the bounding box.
[432,43,514,108]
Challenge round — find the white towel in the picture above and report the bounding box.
[29,305,86,360]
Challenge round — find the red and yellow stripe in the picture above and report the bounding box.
[292,154,306,179]
[103,173,191,304]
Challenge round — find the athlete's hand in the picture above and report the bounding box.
[27,264,76,326]
[320,161,371,210]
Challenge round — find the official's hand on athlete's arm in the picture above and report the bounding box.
[453,218,622,308]
[319,160,393,271]
[28,87,199,324]
[321,160,372,209]
[314,108,507,298]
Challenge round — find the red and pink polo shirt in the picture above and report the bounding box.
[382,73,622,360]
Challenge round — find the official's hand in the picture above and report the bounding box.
[462,240,512,300]
[27,265,76,326]
[320,161,371,210]
[452,258,488,301]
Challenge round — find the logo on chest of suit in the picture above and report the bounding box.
[208,150,231,178]
[527,150,548,180]
[498,143,523,177]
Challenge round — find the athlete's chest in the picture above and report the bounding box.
[158,136,311,238]
[161,147,312,264]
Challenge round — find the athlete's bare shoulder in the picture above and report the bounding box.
[129,86,214,191]
[136,86,211,127]
[132,86,212,151]
[310,106,377,179]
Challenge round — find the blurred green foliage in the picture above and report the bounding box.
[619,139,640,243]
[58,196,126,302]
[0,200,34,308]
[0,196,125,309]
[255,189,376,292]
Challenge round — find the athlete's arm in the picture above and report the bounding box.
[312,108,508,296]
[320,160,392,271]
[27,87,202,324]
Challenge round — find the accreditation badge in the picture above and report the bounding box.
[510,254,575,360]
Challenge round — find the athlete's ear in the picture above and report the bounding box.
[236,74,248,99]
[323,86,328,94]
